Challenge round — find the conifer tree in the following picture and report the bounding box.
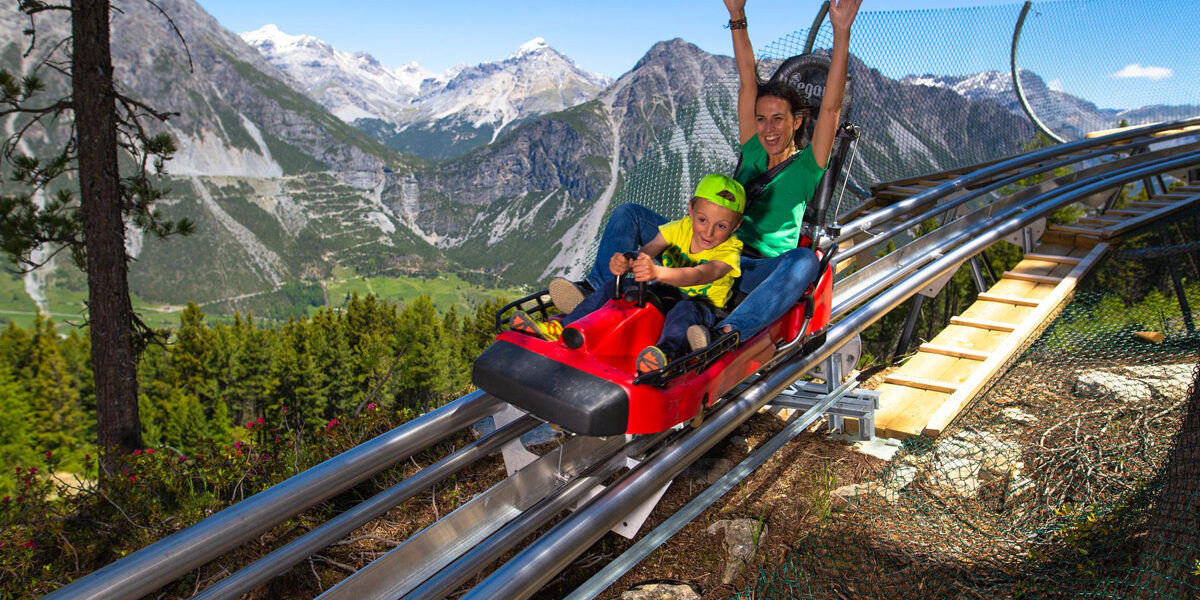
[27,313,83,455]
[268,317,327,433]
[2,2,193,472]
[225,313,276,424]
[0,362,36,492]
[309,309,357,416]
[395,296,450,407]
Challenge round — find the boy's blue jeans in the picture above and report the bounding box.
[585,203,820,340]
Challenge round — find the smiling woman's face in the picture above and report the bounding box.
[755,95,801,157]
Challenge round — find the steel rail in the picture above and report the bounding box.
[564,375,861,600]
[315,431,637,599]
[44,391,503,600]
[834,129,1200,265]
[460,150,1200,600]
[831,140,1200,318]
[834,116,1200,244]
[190,414,540,600]
[401,431,674,600]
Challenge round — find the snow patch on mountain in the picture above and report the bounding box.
[243,27,610,151]
[241,24,447,123]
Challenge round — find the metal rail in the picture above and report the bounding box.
[835,116,1200,244]
[43,121,1200,600]
[44,392,502,600]
[191,414,540,600]
[460,149,1200,600]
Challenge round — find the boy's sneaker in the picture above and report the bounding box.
[510,309,563,341]
[549,278,586,314]
[686,325,711,352]
[636,345,668,374]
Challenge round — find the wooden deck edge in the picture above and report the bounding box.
[1101,193,1200,239]
[921,242,1111,437]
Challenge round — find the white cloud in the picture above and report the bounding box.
[1047,78,1065,92]
[1111,63,1173,81]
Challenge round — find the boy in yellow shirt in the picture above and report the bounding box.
[513,173,745,374]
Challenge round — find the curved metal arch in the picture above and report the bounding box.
[1012,0,1067,143]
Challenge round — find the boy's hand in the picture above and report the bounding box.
[609,252,633,276]
[631,252,659,282]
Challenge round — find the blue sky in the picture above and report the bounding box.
[195,0,1014,77]
[194,0,1196,111]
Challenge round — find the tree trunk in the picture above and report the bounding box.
[72,0,142,473]
[1131,363,1200,596]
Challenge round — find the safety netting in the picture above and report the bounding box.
[589,0,1199,252]
[737,218,1200,598]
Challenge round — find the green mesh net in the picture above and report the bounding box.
[737,224,1200,598]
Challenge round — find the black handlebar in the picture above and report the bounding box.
[615,252,648,307]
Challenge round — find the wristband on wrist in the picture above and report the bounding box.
[726,17,747,30]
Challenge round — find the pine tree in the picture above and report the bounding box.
[309,309,358,417]
[395,296,450,407]
[27,313,84,456]
[268,318,328,433]
[0,362,37,493]
[1,3,193,472]
[225,313,276,425]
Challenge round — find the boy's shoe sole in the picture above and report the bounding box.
[686,325,711,352]
[636,345,668,374]
[549,278,586,314]
[510,309,562,341]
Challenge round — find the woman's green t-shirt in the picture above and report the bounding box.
[732,134,826,258]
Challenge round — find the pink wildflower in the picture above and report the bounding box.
[256,417,265,425]
[178,456,188,463]
[133,449,142,455]
[22,540,35,549]
[234,440,243,449]
[235,450,243,457]
[245,421,254,429]
[27,467,36,475]
[325,418,339,429]
[2,496,8,503]
[368,403,377,410]
[128,475,137,483]
[146,448,154,455]
[44,451,52,458]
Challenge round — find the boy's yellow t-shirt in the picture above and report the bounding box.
[657,216,742,309]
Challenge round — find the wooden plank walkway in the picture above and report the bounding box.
[869,186,1200,440]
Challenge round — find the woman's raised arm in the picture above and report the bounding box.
[725,0,758,144]
[809,0,861,168]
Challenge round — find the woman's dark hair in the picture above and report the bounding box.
[755,79,814,148]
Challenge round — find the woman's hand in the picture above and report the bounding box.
[609,252,633,277]
[724,0,746,18]
[828,0,862,34]
[631,252,659,282]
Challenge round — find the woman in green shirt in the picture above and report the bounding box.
[576,0,859,344]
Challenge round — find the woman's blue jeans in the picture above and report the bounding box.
[587,203,820,340]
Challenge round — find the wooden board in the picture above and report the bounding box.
[922,242,1110,436]
[872,243,1101,440]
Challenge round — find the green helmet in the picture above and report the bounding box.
[692,173,746,215]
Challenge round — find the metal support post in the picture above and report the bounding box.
[968,256,989,294]
[893,294,925,361]
[979,249,999,283]
[1160,225,1196,333]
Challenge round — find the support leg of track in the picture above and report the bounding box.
[1160,225,1196,334]
[893,295,926,362]
[968,256,989,294]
